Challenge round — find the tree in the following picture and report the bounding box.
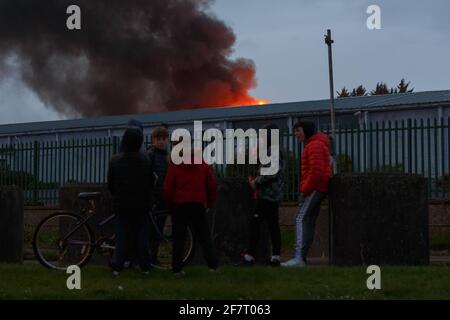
[371,82,391,95]
[351,85,367,97]
[396,78,414,93]
[337,87,350,98]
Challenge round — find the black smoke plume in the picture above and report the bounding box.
[0,0,259,117]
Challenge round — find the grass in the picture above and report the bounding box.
[0,264,449,300]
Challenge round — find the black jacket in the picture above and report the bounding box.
[107,152,154,215]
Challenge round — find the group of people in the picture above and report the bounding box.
[106,119,332,277]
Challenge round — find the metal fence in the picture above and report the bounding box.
[1,118,449,206]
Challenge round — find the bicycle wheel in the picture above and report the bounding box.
[33,211,95,270]
[150,212,196,269]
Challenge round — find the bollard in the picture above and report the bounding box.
[0,186,24,263]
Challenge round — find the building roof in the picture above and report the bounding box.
[1,90,450,136]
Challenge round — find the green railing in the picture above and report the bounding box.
[1,118,449,205]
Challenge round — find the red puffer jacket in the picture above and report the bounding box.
[300,132,332,195]
[164,162,217,208]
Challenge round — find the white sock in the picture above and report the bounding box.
[271,255,280,261]
[244,254,255,262]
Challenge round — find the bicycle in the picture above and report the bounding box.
[32,192,195,270]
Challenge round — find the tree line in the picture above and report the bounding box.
[337,79,414,98]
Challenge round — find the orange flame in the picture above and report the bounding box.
[257,99,269,106]
[224,98,269,108]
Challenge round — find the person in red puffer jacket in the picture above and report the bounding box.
[164,147,218,276]
[282,121,332,268]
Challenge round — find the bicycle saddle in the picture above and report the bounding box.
[78,192,102,200]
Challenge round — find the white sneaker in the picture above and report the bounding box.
[281,257,306,268]
[112,270,120,277]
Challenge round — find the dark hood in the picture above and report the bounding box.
[121,128,143,153]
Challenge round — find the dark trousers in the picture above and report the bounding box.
[172,203,218,273]
[295,191,326,261]
[111,213,151,272]
[247,198,281,257]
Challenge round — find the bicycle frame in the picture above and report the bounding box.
[62,201,170,248]
[62,199,115,247]
[149,208,171,241]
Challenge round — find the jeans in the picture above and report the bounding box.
[111,213,152,272]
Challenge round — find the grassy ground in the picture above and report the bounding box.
[0,264,449,300]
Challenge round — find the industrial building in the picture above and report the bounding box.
[1,90,449,144]
[1,90,450,205]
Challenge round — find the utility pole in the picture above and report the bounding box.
[325,29,337,173]
[325,29,336,266]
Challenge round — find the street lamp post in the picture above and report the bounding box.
[325,29,337,265]
[325,29,337,173]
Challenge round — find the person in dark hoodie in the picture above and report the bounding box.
[282,121,332,267]
[163,141,218,277]
[107,127,154,276]
[237,123,285,267]
[118,119,146,154]
[147,126,170,265]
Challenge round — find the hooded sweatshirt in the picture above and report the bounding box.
[254,151,285,203]
[163,161,217,209]
[300,132,332,195]
[107,128,154,214]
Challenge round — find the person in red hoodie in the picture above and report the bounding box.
[282,121,332,268]
[164,145,218,276]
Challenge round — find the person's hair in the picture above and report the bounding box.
[293,121,302,130]
[152,126,169,140]
[293,121,317,139]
